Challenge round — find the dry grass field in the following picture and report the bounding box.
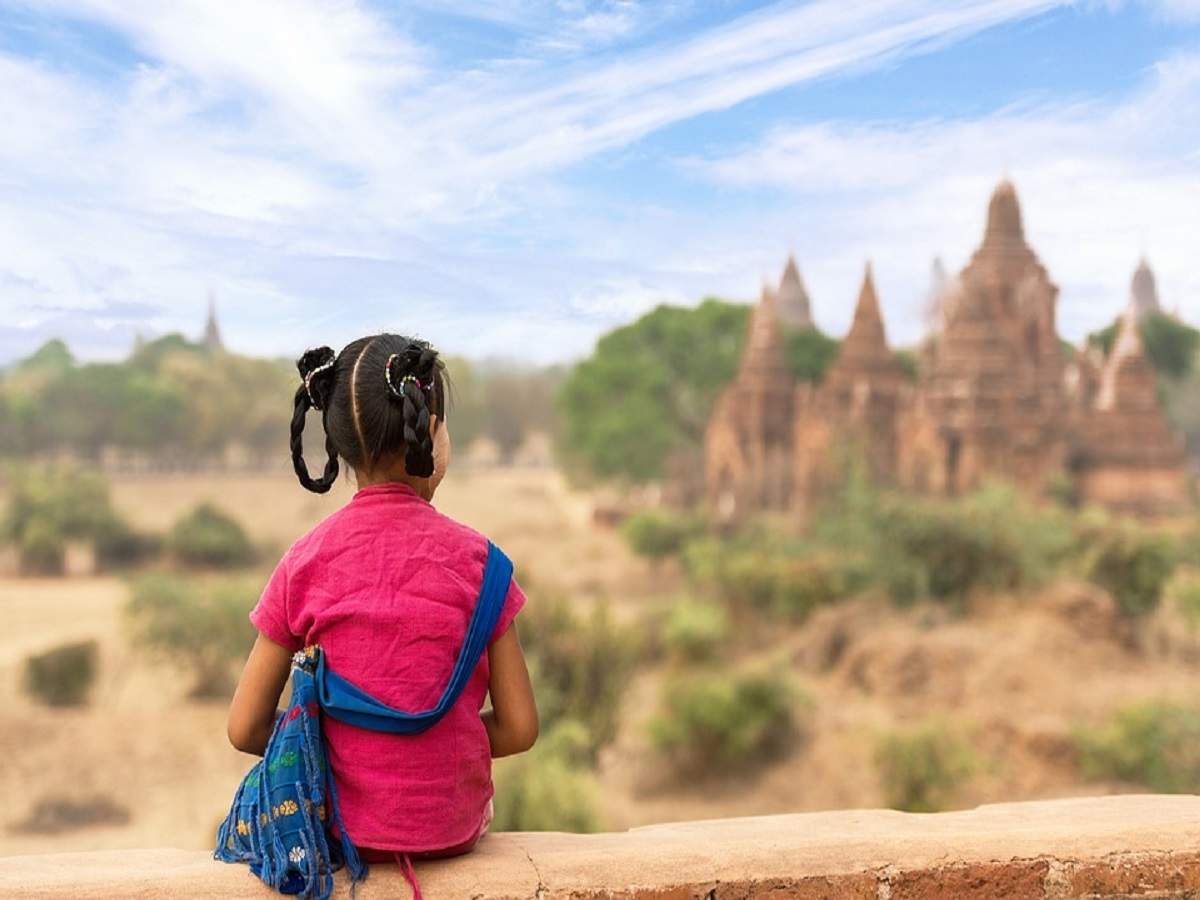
[4,465,1200,857]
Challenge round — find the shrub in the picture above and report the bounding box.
[813,481,1073,607]
[17,516,66,575]
[126,572,258,698]
[663,599,728,662]
[10,793,130,835]
[1,464,154,573]
[1080,525,1175,618]
[649,672,802,777]
[94,518,162,570]
[1075,702,1200,793]
[169,503,255,568]
[510,595,638,754]
[622,509,702,561]
[686,535,845,623]
[875,722,976,812]
[492,720,602,833]
[23,640,98,706]
[1169,572,1200,629]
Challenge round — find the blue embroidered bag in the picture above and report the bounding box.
[215,541,513,900]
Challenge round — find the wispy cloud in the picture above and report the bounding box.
[685,51,1200,342]
[1,0,1185,366]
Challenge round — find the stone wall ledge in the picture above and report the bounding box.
[5,795,1200,899]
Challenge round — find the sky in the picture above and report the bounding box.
[0,0,1198,366]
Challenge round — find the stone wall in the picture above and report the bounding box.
[5,795,1200,899]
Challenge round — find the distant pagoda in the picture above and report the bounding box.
[204,291,224,352]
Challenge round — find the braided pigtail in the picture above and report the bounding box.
[291,347,341,493]
[383,343,441,478]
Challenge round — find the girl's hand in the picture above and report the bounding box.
[482,623,538,757]
[227,633,293,756]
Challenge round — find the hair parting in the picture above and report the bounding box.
[288,334,447,493]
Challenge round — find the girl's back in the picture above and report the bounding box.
[225,334,537,877]
[251,480,526,852]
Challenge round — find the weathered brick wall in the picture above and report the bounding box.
[4,795,1200,899]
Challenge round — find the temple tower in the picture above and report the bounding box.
[1075,307,1187,513]
[705,284,796,519]
[910,179,1067,494]
[204,291,224,352]
[776,255,814,330]
[1129,259,1161,320]
[792,265,904,516]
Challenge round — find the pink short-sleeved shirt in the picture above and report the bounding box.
[249,480,526,852]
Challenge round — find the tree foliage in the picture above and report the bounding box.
[557,298,846,483]
[1087,311,1200,381]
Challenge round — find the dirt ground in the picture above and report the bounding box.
[3,466,1199,856]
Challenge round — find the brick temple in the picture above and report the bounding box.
[705,179,1189,519]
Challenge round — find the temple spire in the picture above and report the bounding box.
[204,291,224,352]
[1129,258,1161,320]
[776,255,814,330]
[844,262,889,353]
[1095,304,1154,412]
[983,178,1025,245]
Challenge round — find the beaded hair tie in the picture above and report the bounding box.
[303,358,335,408]
[385,353,432,399]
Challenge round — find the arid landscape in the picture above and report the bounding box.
[5,464,1200,858]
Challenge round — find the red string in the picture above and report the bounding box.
[394,852,423,900]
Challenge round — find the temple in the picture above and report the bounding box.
[705,179,1189,519]
[203,291,224,352]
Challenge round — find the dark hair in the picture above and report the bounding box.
[291,335,447,493]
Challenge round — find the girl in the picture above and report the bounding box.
[225,335,538,891]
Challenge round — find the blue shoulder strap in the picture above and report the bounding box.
[315,541,513,735]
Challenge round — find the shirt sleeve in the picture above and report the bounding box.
[249,555,303,653]
[489,575,527,645]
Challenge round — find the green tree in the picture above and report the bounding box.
[1087,312,1199,380]
[556,299,750,482]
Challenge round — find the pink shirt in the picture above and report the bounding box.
[249,480,526,852]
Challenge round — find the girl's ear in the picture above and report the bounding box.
[429,415,451,494]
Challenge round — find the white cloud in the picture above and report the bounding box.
[684,52,1200,344]
[2,0,1173,367]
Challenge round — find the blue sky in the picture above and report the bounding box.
[1,0,1198,365]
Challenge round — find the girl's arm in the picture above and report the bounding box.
[482,623,538,758]
[227,633,293,756]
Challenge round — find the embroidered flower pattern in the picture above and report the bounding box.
[272,800,299,818]
[260,813,269,826]
[268,750,299,773]
[288,846,306,864]
[236,819,250,836]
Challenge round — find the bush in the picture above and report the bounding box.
[23,640,98,706]
[685,534,845,623]
[18,516,66,575]
[520,596,639,755]
[649,672,802,777]
[169,503,255,568]
[94,518,162,570]
[126,572,258,698]
[875,722,976,812]
[11,793,130,835]
[1080,524,1176,618]
[492,720,602,832]
[663,599,728,662]
[1169,572,1200,629]
[2,464,149,574]
[1075,702,1200,793]
[812,481,1073,607]
[622,509,702,561]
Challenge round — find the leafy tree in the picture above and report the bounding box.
[1087,311,1199,380]
[783,328,839,383]
[557,299,750,482]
